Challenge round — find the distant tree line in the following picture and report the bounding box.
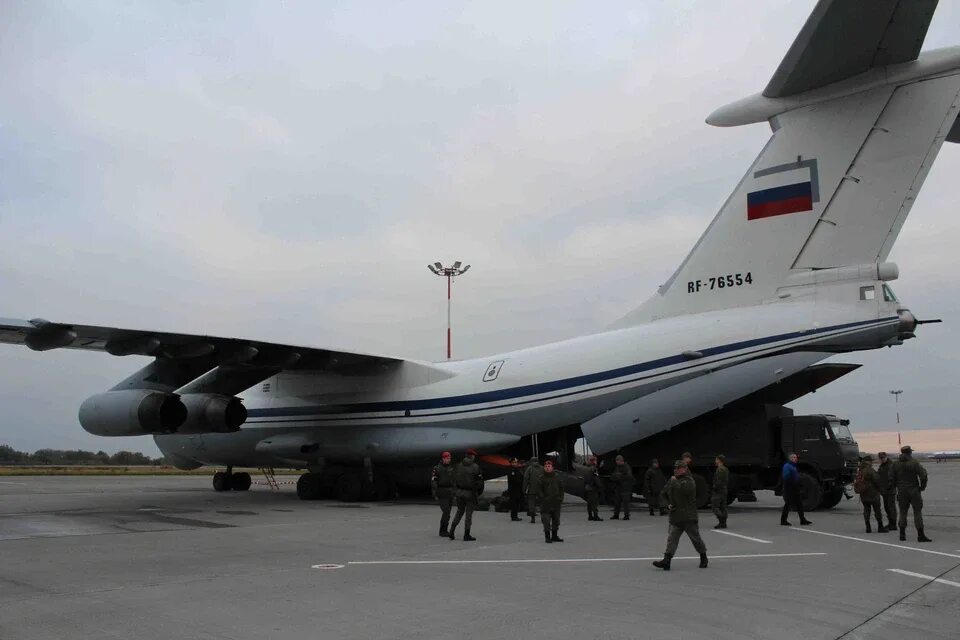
[0,444,164,466]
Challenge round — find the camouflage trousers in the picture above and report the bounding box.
[711,494,727,522]
[613,492,632,517]
[881,490,897,528]
[860,495,882,525]
[541,507,561,534]
[450,494,476,532]
[437,494,453,530]
[664,521,706,556]
[526,494,538,516]
[897,488,924,530]
[584,491,600,519]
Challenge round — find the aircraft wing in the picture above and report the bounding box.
[0,316,416,374]
[764,0,939,97]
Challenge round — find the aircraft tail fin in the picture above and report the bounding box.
[614,1,960,327]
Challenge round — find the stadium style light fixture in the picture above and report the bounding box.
[427,261,470,359]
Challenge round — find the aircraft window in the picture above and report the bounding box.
[882,284,898,302]
[859,286,876,301]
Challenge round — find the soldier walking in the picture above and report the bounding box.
[431,451,455,536]
[890,445,931,542]
[448,448,484,541]
[583,455,603,521]
[652,460,708,571]
[538,459,564,543]
[609,455,634,520]
[507,457,524,521]
[643,459,667,516]
[856,454,888,533]
[711,454,729,529]
[523,456,543,524]
[876,451,898,533]
[780,452,812,526]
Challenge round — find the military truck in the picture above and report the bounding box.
[611,403,860,511]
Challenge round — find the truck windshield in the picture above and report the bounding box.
[830,421,855,443]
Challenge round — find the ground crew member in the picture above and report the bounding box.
[506,457,524,521]
[583,455,602,521]
[643,459,666,516]
[653,460,708,571]
[523,456,543,523]
[538,459,564,543]
[712,454,729,529]
[856,454,887,533]
[431,451,455,536]
[780,452,812,526]
[448,448,483,541]
[609,455,634,520]
[890,445,931,542]
[876,451,897,532]
[681,451,693,468]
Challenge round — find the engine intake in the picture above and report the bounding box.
[177,394,247,434]
[79,390,187,437]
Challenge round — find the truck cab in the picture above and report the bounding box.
[779,414,860,510]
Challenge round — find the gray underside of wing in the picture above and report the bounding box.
[764,0,939,98]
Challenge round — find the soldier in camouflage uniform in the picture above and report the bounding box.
[448,448,484,541]
[890,445,931,542]
[523,457,544,524]
[537,460,564,543]
[653,460,708,571]
[856,454,888,533]
[643,459,667,516]
[431,451,455,536]
[876,451,897,533]
[506,457,524,521]
[583,455,603,521]
[711,454,730,529]
[609,455,634,520]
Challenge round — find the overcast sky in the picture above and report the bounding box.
[1,1,959,455]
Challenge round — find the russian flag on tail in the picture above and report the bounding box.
[747,181,813,220]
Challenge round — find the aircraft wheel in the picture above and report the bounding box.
[212,471,232,492]
[800,473,824,513]
[335,473,364,502]
[296,473,322,500]
[232,472,252,492]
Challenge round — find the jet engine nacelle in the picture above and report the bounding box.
[79,389,188,437]
[177,393,247,434]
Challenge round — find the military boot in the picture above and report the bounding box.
[878,522,888,533]
[530,514,536,524]
[544,531,552,543]
[699,553,708,569]
[448,529,456,540]
[865,521,872,534]
[719,519,728,529]
[439,526,449,537]
[649,508,655,516]
[899,526,907,541]
[652,553,672,571]
[551,532,563,542]
[609,514,620,520]
[917,529,932,543]
[463,530,476,542]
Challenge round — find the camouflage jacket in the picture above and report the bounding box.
[890,455,928,492]
[611,463,634,494]
[876,459,895,492]
[583,466,602,494]
[523,462,544,495]
[538,472,565,510]
[453,457,484,496]
[857,463,881,502]
[431,463,455,496]
[660,474,699,525]
[712,465,729,496]
[642,467,666,497]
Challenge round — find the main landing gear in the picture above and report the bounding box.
[212,467,251,492]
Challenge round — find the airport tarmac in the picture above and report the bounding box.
[2,463,959,640]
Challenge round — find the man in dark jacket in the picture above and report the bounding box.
[537,459,564,543]
[583,456,603,521]
[652,460,707,571]
[890,445,931,542]
[711,454,730,529]
[448,449,483,541]
[876,451,897,532]
[643,459,667,516]
[609,455,634,520]
[431,451,456,536]
[857,455,888,533]
[780,453,812,526]
[523,457,543,524]
[506,457,524,521]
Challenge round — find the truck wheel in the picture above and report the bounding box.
[800,473,823,512]
[691,473,710,509]
[818,487,843,510]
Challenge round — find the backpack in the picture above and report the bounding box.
[853,468,866,494]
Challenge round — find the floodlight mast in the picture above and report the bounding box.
[889,389,904,425]
[426,261,470,359]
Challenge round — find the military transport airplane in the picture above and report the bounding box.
[2,0,958,500]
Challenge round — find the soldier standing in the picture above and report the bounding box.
[506,457,524,521]
[609,455,634,520]
[431,451,455,536]
[538,460,564,543]
[523,456,543,524]
[711,454,729,529]
[890,445,931,542]
[857,454,888,533]
[448,448,483,541]
[653,460,708,571]
[876,451,898,533]
[643,459,667,516]
[583,455,602,521]
[780,453,812,526]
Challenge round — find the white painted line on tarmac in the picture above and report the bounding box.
[888,569,960,588]
[347,552,826,566]
[0,481,27,485]
[795,529,960,559]
[710,530,772,544]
